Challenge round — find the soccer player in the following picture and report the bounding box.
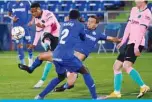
[54,15,121,92]
[106,0,152,99]
[20,9,101,99]
[7,0,33,66]
[28,2,60,88]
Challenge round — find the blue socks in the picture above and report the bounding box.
[17,47,25,65]
[114,73,122,92]
[41,62,52,81]
[29,57,43,71]
[129,69,144,87]
[39,77,61,98]
[27,48,33,59]
[83,73,97,99]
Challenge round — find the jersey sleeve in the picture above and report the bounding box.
[140,11,152,28]
[79,24,86,41]
[43,11,54,27]
[26,1,31,10]
[7,2,12,12]
[99,33,107,40]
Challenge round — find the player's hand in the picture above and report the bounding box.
[117,42,123,49]
[113,37,121,43]
[36,23,45,28]
[134,48,141,56]
[13,16,19,22]
[28,45,35,49]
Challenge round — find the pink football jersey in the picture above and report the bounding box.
[33,10,60,46]
[121,6,152,47]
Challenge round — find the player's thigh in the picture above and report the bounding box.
[54,61,66,75]
[113,59,123,71]
[39,51,53,61]
[50,37,58,51]
[124,43,144,64]
[64,56,84,73]
[74,51,86,61]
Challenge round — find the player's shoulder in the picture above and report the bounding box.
[145,8,152,15]
[43,10,54,16]
[131,6,138,12]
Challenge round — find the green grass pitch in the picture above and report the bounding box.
[0,51,152,99]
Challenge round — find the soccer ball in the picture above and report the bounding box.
[11,26,25,40]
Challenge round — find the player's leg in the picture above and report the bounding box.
[78,66,98,99]
[54,72,77,92]
[18,51,53,73]
[34,35,58,88]
[24,26,33,67]
[54,51,86,92]
[16,39,25,65]
[65,56,97,99]
[35,61,66,99]
[122,44,150,98]
[107,54,124,98]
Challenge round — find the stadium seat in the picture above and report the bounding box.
[104,23,121,54]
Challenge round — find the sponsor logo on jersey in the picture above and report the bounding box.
[86,34,96,41]
[12,8,26,12]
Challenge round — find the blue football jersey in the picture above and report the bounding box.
[75,26,107,57]
[7,1,31,26]
[53,19,85,60]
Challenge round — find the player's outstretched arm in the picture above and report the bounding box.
[106,36,121,43]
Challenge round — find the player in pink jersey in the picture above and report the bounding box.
[106,0,152,99]
[29,2,60,88]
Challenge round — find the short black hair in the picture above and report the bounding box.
[31,2,40,8]
[89,15,100,24]
[69,9,80,19]
[145,1,148,4]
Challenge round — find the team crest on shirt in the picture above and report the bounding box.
[20,3,24,6]
[138,15,141,18]
[92,31,96,35]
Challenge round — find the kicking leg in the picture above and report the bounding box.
[18,51,53,73]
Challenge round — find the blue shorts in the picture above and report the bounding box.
[53,56,83,74]
[13,25,31,44]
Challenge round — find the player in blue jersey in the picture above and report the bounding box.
[7,0,33,66]
[19,10,102,100]
[54,15,121,92]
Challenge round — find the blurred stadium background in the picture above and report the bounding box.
[0,0,152,52]
[0,0,152,99]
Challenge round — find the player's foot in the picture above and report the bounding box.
[54,83,74,92]
[54,84,66,92]
[34,80,44,88]
[34,95,43,100]
[28,58,33,67]
[137,85,150,98]
[18,64,33,74]
[106,91,121,99]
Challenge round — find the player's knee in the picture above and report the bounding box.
[78,66,89,74]
[58,73,66,81]
[122,63,133,74]
[17,44,23,48]
[113,65,121,74]
[113,61,122,74]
